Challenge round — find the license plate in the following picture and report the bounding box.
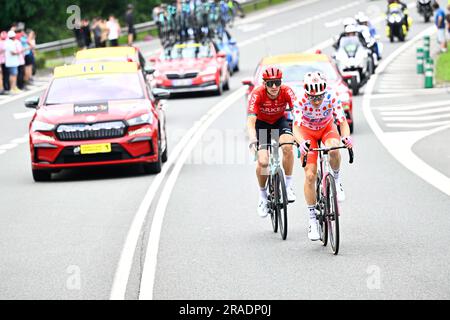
[172,79,192,86]
[80,143,112,154]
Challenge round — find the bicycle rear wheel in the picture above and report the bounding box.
[275,169,288,240]
[325,174,340,255]
[268,175,278,233]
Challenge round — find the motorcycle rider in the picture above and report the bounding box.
[333,18,368,50]
[387,0,410,31]
[355,12,382,60]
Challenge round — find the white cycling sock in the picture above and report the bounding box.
[333,169,340,182]
[285,175,293,188]
[307,205,316,221]
[260,187,268,201]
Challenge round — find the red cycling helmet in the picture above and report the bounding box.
[262,66,283,80]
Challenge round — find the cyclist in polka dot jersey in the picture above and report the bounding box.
[292,71,353,241]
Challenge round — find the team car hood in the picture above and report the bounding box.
[35,99,152,124]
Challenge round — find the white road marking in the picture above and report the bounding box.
[374,101,450,112]
[234,0,320,26]
[0,150,6,155]
[363,26,450,196]
[325,18,343,28]
[385,120,450,128]
[236,23,265,33]
[381,106,450,116]
[0,144,18,150]
[363,88,450,99]
[10,136,28,144]
[14,110,36,120]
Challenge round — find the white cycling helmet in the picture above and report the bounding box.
[304,71,327,96]
[342,17,357,28]
[344,24,358,34]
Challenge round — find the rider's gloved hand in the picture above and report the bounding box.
[299,140,311,156]
[342,136,353,149]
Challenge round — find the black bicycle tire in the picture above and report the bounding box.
[325,174,340,255]
[316,171,328,246]
[276,169,288,240]
[268,175,278,233]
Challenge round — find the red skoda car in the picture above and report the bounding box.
[25,62,169,181]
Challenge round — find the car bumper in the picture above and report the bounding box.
[30,126,160,170]
[157,82,218,94]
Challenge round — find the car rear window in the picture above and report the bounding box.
[257,62,339,85]
[160,45,213,60]
[45,73,144,104]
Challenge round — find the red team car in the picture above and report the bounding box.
[242,52,354,132]
[25,62,169,181]
[149,41,231,95]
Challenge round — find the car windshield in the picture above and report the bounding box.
[160,44,213,60]
[258,62,339,84]
[45,73,144,104]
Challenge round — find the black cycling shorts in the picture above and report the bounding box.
[256,117,293,150]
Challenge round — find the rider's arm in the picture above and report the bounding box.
[247,91,259,143]
[247,115,257,143]
[332,94,351,138]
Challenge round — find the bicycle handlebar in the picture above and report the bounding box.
[300,141,354,167]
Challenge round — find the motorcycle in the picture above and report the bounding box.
[386,6,408,42]
[333,36,373,96]
[417,0,433,23]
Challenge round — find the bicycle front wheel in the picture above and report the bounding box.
[325,174,340,255]
[268,174,278,233]
[316,173,328,246]
[275,169,288,240]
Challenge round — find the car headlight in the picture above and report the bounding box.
[32,120,55,132]
[199,66,217,76]
[127,113,153,126]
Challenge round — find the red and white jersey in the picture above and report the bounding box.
[293,90,346,130]
[247,84,298,124]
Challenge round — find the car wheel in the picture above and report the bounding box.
[223,71,230,91]
[162,129,168,163]
[32,168,52,182]
[215,80,223,96]
[143,140,162,174]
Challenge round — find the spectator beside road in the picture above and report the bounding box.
[4,30,22,94]
[91,18,103,48]
[74,20,85,49]
[81,19,92,49]
[14,23,26,90]
[446,4,450,39]
[125,4,136,46]
[106,15,121,47]
[0,31,6,94]
[24,29,36,83]
[434,1,447,53]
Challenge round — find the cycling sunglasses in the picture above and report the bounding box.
[265,79,282,88]
[307,93,325,102]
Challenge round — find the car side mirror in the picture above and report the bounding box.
[144,66,155,75]
[217,51,227,58]
[25,96,39,109]
[152,88,170,101]
[241,78,254,86]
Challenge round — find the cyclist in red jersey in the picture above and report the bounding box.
[247,66,297,218]
[292,71,353,241]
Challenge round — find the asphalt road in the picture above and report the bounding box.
[0,0,448,300]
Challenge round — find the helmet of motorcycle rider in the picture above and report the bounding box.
[342,17,357,28]
[262,66,283,80]
[303,71,327,96]
[344,24,358,35]
[355,12,369,25]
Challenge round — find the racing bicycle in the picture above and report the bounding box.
[258,141,296,240]
[301,141,354,255]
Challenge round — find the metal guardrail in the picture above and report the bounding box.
[35,0,279,53]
